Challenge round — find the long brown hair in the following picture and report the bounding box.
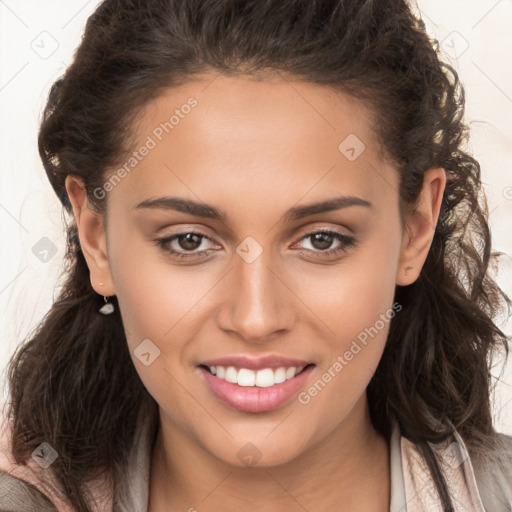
[5,1,510,510]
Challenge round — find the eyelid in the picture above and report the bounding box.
[294,223,353,238]
[155,223,352,246]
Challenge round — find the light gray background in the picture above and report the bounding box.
[1,0,511,433]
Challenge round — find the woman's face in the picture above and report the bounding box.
[76,73,441,467]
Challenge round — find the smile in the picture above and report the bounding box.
[197,363,316,412]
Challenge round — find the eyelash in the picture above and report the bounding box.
[154,229,356,261]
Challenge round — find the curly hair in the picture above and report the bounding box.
[5,0,510,510]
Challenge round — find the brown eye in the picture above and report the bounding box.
[294,229,357,258]
[176,233,203,251]
[309,232,336,251]
[154,231,218,260]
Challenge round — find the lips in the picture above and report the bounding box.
[198,363,315,412]
[196,354,316,412]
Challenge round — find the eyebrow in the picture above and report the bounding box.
[134,195,372,222]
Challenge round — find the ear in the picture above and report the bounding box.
[65,175,116,296]
[396,167,446,286]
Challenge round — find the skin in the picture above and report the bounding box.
[66,72,446,512]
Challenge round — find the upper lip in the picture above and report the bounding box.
[199,355,314,371]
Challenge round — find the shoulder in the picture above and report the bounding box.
[0,410,59,512]
[0,470,58,512]
[0,407,115,512]
[403,423,512,511]
[472,431,512,511]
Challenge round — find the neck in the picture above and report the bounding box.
[148,394,390,512]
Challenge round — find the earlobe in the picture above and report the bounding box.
[396,167,446,286]
[64,175,116,296]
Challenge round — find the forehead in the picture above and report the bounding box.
[107,73,398,217]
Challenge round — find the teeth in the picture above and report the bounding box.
[207,365,306,387]
[255,368,274,387]
[285,367,296,379]
[238,369,255,386]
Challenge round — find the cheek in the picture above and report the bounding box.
[293,231,401,410]
[295,228,401,340]
[109,246,197,411]
[108,230,206,339]
[108,237,226,407]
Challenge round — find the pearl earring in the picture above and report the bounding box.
[97,283,115,314]
[99,296,115,315]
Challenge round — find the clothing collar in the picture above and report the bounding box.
[391,419,486,512]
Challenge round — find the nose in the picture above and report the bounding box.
[215,249,296,343]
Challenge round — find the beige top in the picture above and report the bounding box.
[1,409,512,511]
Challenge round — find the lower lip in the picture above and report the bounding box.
[198,365,315,413]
